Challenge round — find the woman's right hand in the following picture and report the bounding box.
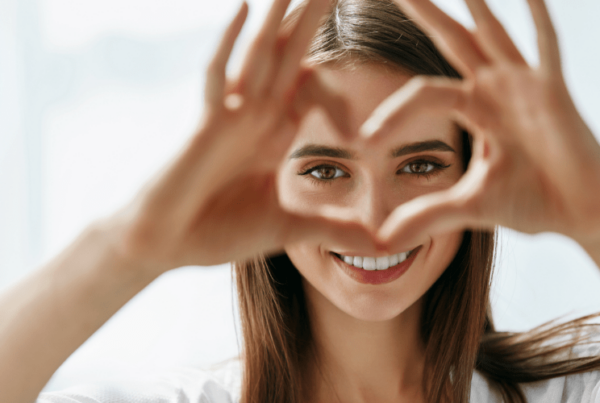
[106,0,379,271]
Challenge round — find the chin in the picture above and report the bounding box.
[330,288,421,322]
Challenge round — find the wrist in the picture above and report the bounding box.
[91,215,171,281]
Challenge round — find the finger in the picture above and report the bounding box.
[463,0,527,64]
[270,0,330,100]
[204,2,249,108]
[284,210,385,254]
[292,69,356,140]
[525,0,561,72]
[377,189,478,253]
[237,0,293,97]
[360,77,467,142]
[394,0,488,76]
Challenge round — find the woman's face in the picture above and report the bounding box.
[278,63,465,322]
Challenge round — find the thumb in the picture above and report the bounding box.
[292,68,356,140]
[378,189,477,253]
[283,206,385,253]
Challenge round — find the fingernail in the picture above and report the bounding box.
[224,93,244,110]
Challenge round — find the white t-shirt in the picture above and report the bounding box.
[38,342,600,403]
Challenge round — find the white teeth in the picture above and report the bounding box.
[363,257,376,271]
[337,250,414,271]
[376,256,389,270]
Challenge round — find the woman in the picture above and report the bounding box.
[2,0,600,402]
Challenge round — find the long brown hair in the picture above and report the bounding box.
[234,1,600,402]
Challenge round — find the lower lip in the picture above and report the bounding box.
[331,247,421,285]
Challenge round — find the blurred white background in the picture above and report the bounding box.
[1,0,600,393]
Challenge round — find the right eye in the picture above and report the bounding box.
[300,164,348,181]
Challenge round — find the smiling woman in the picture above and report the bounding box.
[2,0,600,402]
[241,59,478,401]
[237,1,600,402]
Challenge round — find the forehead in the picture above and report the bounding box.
[291,63,459,154]
[323,63,412,122]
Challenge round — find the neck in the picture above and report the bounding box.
[302,280,426,403]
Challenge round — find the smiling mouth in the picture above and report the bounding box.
[329,246,421,285]
[330,247,419,271]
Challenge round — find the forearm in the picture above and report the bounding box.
[0,221,161,403]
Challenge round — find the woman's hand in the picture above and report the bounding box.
[107,0,379,271]
[360,0,600,256]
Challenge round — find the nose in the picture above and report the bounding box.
[354,179,395,233]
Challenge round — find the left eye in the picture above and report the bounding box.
[400,161,436,174]
[308,165,347,180]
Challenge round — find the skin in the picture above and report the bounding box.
[368,0,600,257]
[280,64,465,402]
[1,0,600,402]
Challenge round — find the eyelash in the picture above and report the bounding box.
[397,159,451,180]
[298,163,348,186]
[297,159,451,185]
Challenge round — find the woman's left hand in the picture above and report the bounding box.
[360,0,600,258]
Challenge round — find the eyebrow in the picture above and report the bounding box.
[288,144,357,160]
[288,140,455,160]
[390,140,455,158]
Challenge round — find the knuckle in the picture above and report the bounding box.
[274,34,289,53]
[205,62,221,80]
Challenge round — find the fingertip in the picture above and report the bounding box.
[238,1,249,22]
[358,125,375,140]
[375,220,394,244]
[359,118,384,142]
[224,93,245,111]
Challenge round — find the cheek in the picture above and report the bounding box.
[285,242,330,287]
[422,231,465,293]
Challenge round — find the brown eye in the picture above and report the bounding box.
[300,164,347,181]
[408,162,432,174]
[314,167,336,179]
[398,160,445,176]
[311,166,343,180]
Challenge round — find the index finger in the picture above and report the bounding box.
[283,208,385,253]
[463,0,526,64]
[237,0,293,96]
[270,0,331,100]
[526,0,561,73]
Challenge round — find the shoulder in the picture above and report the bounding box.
[472,369,600,403]
[37,359,242,403]
[471,333,600,403]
